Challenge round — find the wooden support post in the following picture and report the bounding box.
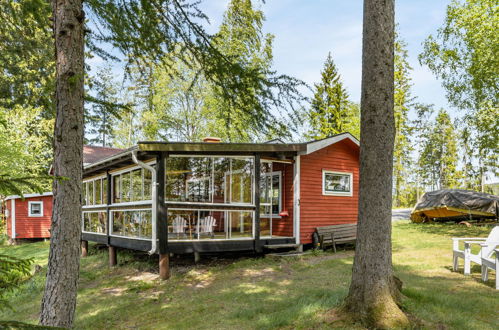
[157,153,169,279]
[159,253,170,280]
[109,246,117,267]
[194,252,201,263]
[254,154,262,253]
[106,171,112,246]
[81,240,88,257]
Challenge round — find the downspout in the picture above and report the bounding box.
[132,150,157,255]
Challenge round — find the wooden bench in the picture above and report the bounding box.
[314,223,357,252]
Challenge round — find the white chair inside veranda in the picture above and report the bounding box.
[172,215,187,237]
[197,216,217,238]
[452,226,499,275]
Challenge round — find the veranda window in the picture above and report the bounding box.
[167,209,253,240]
[83,176,107,206]
[112,167,153,204]
[111,209,152,239]
[82,211,107,234]
[165,156,254,205]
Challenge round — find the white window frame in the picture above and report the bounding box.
[110,208,153,241]
[110,161,155,206]
[166,155,255,207]
[322,170,353,196]
[28,201,44,217]
[260,171,282,217]
[82,210,108,236]
[167,208,255,241]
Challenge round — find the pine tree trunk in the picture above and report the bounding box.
[40,0,84,327]
[344,0,409,328]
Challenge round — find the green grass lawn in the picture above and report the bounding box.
[1,222,497,329]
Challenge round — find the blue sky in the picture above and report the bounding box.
[199,0,452,112]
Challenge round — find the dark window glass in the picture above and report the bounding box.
[324,173,351,193]
[113,175,121,203]
[102,178,108,204]
[113,211,124,236]
[132,169,143,201]
[121,172,131,202]
[144,169,152,200]
[166,157,212,202]
[95,179,102,205]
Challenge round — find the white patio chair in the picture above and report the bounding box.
[197,215,216,238]
[172,215,187,237]
[481,248,499,290]
[452,226,499,275]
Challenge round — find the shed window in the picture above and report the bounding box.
[323,171,353,196]
[28,201,43,217]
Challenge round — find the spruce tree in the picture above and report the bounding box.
[86,64,122,147]
[418,109,460,190]
[307,53,352,139]
[392,34,415,207]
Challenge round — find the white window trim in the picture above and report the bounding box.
[82,210,108,235]
[110,208,153,240]
[165,155,255,206]
[322,170,353,196]
[260,171,282,217]
[28,201,44,217]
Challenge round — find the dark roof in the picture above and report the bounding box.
[83,132,360,177]
[83,145,124,165]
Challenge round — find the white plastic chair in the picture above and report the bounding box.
[172,215,187,237]
[481,248,499,290]
[197,215,216,238]
[452,226,499,275]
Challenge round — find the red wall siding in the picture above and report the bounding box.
[270,162,294,237]
[11,196,52,239]
[299,139,359,244]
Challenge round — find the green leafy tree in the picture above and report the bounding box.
[0,0,54,185]
[419,0,498,188]
[418,109,460,190]
[139,51,209,142]
[307,53,359,140]
[203,0,299,142]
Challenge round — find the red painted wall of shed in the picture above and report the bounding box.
[299,139,359,244]
[9,196,52,239]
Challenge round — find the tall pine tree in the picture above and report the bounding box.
[307,53,357,140]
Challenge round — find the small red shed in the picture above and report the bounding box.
[3,145,124,240]
[4,193,53,239]
[297,135,359,244]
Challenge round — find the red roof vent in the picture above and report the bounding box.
[203,137,222,143]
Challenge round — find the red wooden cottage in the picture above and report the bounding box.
[79,132,359,276]
[2,145,123,241]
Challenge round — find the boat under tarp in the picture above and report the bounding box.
[411,189,499,223]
